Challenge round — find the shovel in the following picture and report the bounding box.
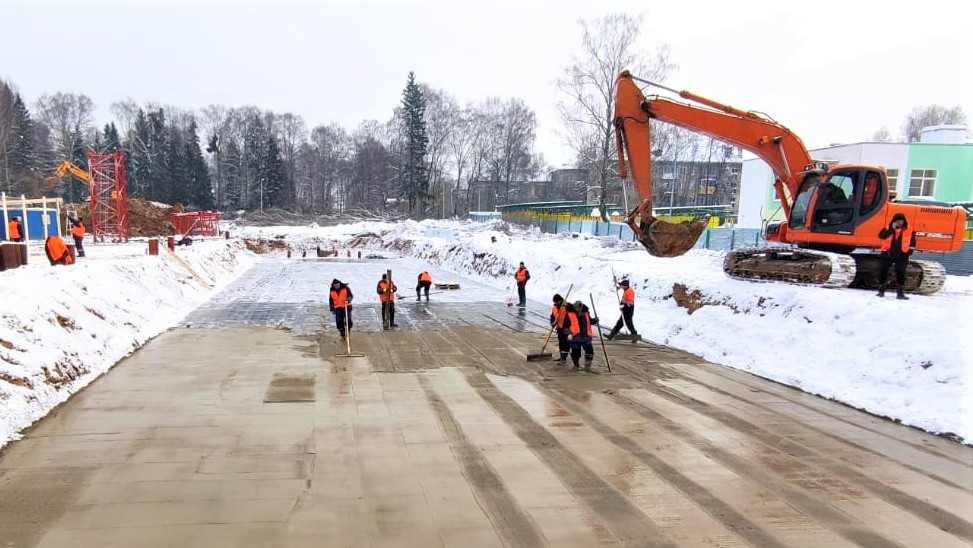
[526,283,573,362]
[334,303,363,358]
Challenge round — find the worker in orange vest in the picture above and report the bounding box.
[607,278,638,342]
[562,300,599,372]
[877,212,915,300]
[44,236,74,266]
[550,293,569,362]
[377,273,398,329]
[416,271,432,301]
[328,279,354,339]
[7,216,23,242]
[514,262,530,307]
[69,215,86,258]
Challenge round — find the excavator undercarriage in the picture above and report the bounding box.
[723,248,946,295]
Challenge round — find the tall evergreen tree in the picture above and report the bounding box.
[260,134,287,208]
[102,122,121,152]
[145,108,168,201]
[184,119,214,210]
[223,139,243,209]
[10,93,34,177]
[164,121,188,204]
[126,109,152,198]
[400,71,429,215]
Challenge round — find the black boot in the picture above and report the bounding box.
[896,290,909,300]
[606,330,617,341]
[583,358,592,372]
[877,286,885,297]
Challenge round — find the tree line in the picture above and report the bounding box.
[0,71,542,218]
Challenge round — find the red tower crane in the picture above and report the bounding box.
[86,150,129,243]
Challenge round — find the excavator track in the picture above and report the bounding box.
[723,248,857,288]
[724,248,947,294]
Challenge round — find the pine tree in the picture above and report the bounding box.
[125,109,152,198]
[400,71,429,215]
[184,119,214,210]
[145,108,168,202]
[261,134,287,208]
[10,93,34,177]
[223,139,243,209]
[164,121,188,205]
[102,122,121,152]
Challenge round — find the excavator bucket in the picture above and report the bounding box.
[630,212,709,258]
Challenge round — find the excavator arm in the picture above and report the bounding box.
[614,71,816,256]
[43,161,91,191]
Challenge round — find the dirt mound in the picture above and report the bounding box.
[65,198,179,237]
[128,199,178,237]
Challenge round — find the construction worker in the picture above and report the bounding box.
[607,278,638,342]
[328,279,354,339]
[416,271,432,301]
[377,273,398,328]
[69,216,86,258]
[563,300,598,372]
[7,216,23,242]
[514,262,530,306]
[44,235,74,266]
[550,293,569,362]
[877,212,915,300]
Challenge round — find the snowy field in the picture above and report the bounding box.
[1,219,970,448]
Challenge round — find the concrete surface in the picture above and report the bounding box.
[1,257,971,547]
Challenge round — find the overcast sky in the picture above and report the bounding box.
[2,0,970,168]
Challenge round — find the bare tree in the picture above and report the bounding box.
[445,103,484,216]
[420,86,458,218]
[902,105,967,142]
[34,92,95,166]
[555,12,674,220]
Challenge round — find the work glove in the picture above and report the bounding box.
[566,334,573,341]
[619,304,625,310]
[591,317,598,325]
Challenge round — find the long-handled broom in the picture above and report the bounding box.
[589,293,611,372]
[526,283,573,362]
[334,302,363,358]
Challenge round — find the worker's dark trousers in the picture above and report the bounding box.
[556,329,570,361]
[517,282,527,306]
[416,281,431,300]
[878,255,908,293]
[382,301,396,328]
[570,338,594,365]
[73,236,85,257]
[610,305,637,336]
[334,307,353,337]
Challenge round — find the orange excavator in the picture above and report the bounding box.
[43,160,91,190]
[613,71,966,294]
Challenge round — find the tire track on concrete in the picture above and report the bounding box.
[606,373,973,543]
[602,389,909,548]
[418,376,548,548]
[547,388,791,548]
[685,362,968,467]
[633,358,971,492]
[460,368,680,548]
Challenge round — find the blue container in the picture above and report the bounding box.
[1,209,61,240]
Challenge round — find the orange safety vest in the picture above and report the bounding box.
[8,220,21,240]
[621,286,635,306]
[551,304,567,328]
[330,287,350,308]
[71,222,85,238]
[377,280,396,302]
[567,310,593,337]
[45,236,74,265]
[515,267,528,283]
[880,227,913,254]
[419,271,432,283]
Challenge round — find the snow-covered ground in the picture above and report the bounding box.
[2,219,970,449]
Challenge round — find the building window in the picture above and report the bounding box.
[908,169,936,197]
[886,168,898,190]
